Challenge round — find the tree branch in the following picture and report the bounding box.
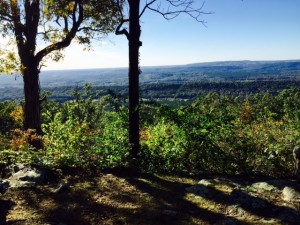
[146,0,212,24]
[10,0,25,54]
[35,0,84,63]
[140,0,157,18]
[115,19,129,40]
[115,0,130,40]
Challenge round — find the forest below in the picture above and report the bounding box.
[1,60,300,103]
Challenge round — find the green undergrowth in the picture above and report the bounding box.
[1,84,300,177]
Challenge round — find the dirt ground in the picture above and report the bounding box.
[1,169,300,225]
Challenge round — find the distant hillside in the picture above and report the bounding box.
[1,60,300,102]
[1,60,300,88]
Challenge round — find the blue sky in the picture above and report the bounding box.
[45,0,300,70]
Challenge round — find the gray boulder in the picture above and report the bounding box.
[282,186,300,202]
[5,165,45,188]
[226,189,270,217]
[249,182,279,193]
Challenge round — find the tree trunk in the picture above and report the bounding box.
[22,66,42,135]
[128,0,141,160]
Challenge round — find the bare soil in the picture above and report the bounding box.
[1,169,299,225]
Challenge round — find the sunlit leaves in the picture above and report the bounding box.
[0,47,21,74]
[0,0,121,73]
[1,87,299,176]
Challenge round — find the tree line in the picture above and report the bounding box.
[1,80,300,103]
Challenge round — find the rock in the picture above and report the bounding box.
[51,182,70,194]
[0,180,9,194]
[213,178,242,189]
[185,184,210,196]
[226,189,270,217]
[8,163,26,173]
[5,165,45,188]
[7,179,36,188]
[2,163,27,178]
[186,179,215,196]
[162,209,178,216]
[250,182,278,192]
[141,192,150,197]
[226,204,249,218]
[282,186,300,202]
[198,179,214,187]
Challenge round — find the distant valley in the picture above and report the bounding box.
[1,60,300,102]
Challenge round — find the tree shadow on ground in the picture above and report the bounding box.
[110,171,249,224]
[3,170,300,225]
[0,199,14,225]
[4,171,243,225]
[112,171,300,225]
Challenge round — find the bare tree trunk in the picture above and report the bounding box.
[128,0,141,160]
[22,66,42,135]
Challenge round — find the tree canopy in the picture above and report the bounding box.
[0,0,120,72]
[0,0,121,134]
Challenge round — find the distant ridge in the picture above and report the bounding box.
[1,60,300,88]
[186,59,300,67]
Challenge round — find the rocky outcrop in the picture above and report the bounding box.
[1,164,45,189]
[186,178,300,224]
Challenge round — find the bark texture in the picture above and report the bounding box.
[23,66,42,134]
[128,0,142,160]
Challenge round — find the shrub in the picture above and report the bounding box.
[141,119,187,172]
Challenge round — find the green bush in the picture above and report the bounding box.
[1,86,300,177]
[90,110,129,168]
[141,119,187,172]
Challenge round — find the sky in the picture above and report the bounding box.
[2,0,300,70]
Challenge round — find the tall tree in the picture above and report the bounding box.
[0,0,119,134]
[115,0,208,162]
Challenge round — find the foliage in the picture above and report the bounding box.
[41,86,129,168]
[1,87,300,177]
[0,100,22,133]
[0,129,43,164]
[139,89,300,176]
[90,110,129,168]
[0,0,122,135]
[10,105,24,127]
[141,119,187,172]
[0,0,121,74]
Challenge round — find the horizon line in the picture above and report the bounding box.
[43,58,300,72]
